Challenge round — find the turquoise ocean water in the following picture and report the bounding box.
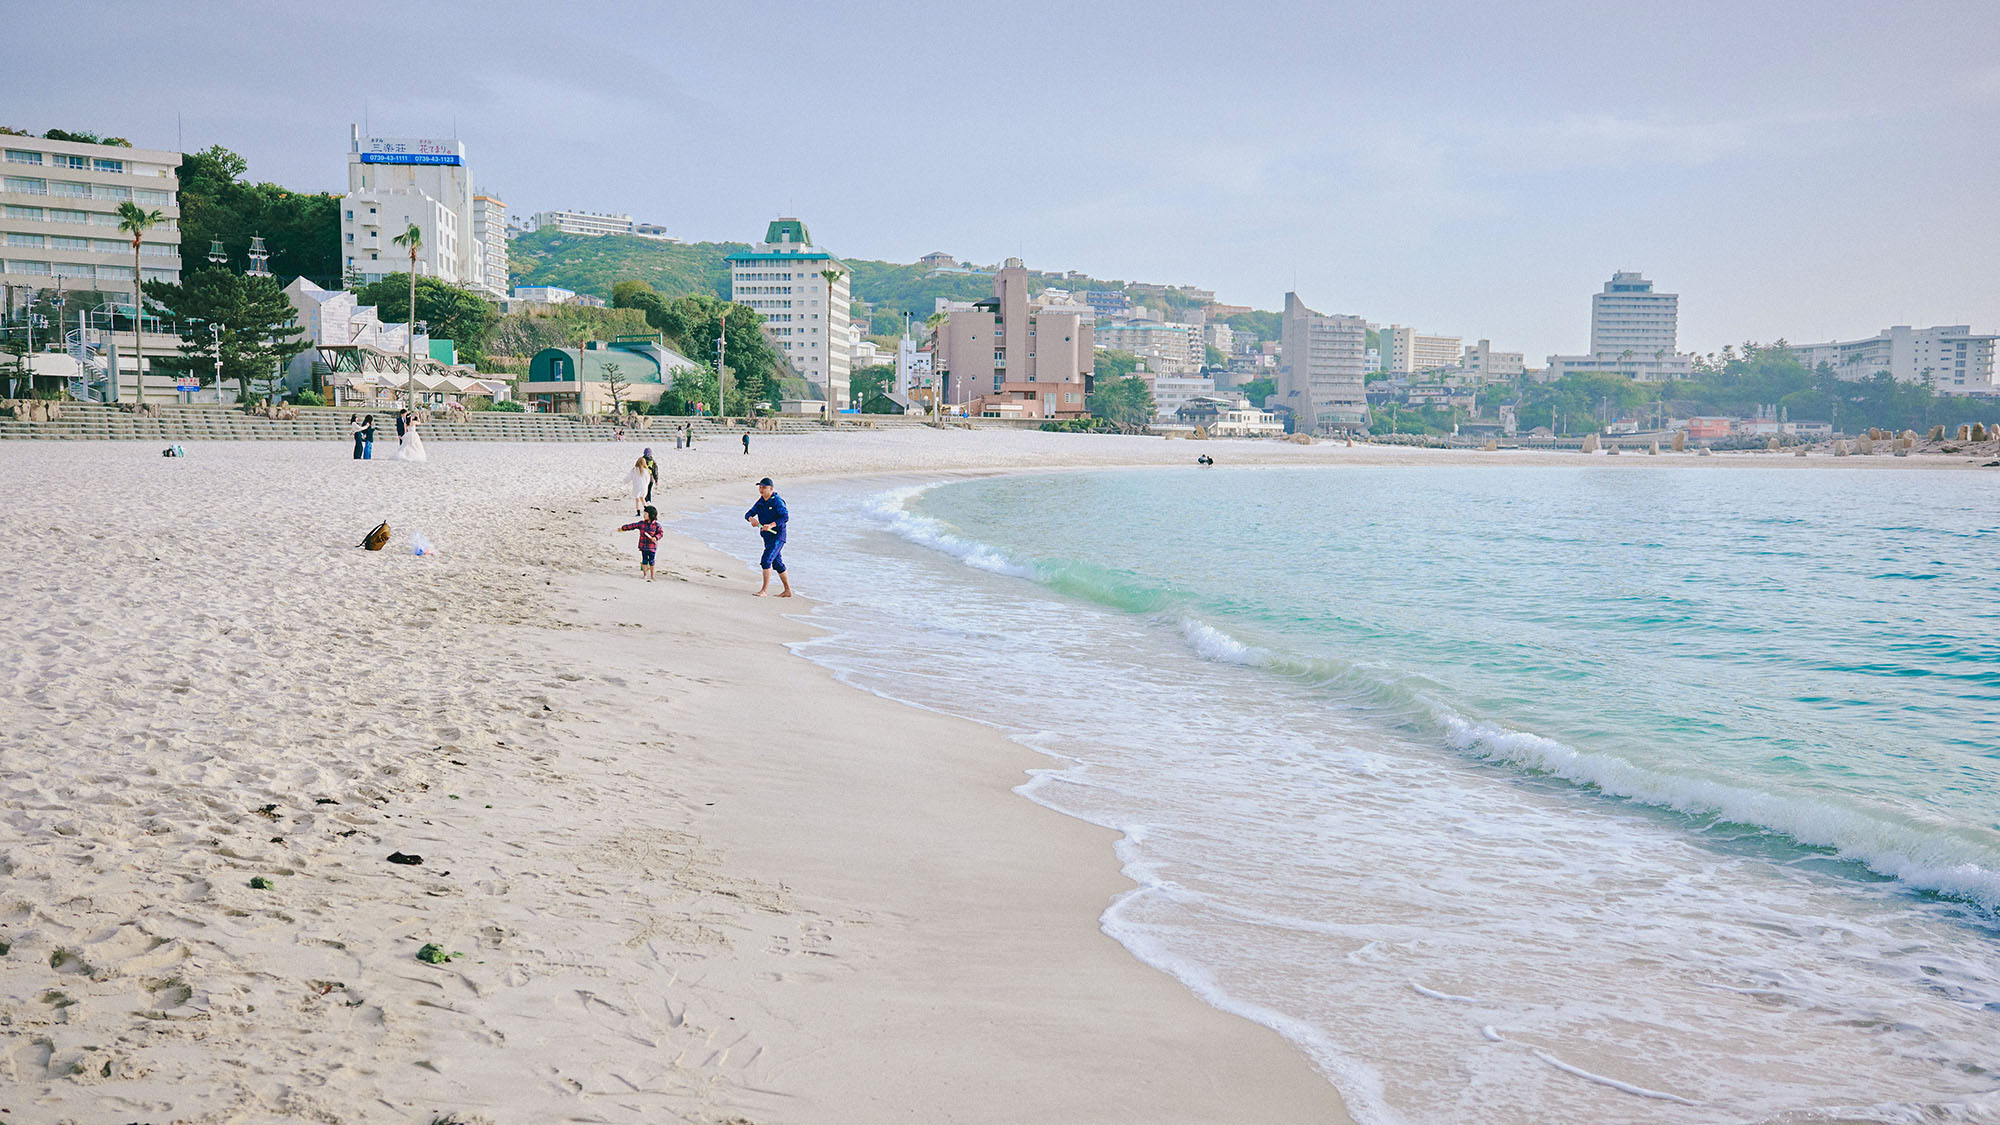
[687,465,2000,1124]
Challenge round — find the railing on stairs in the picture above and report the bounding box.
[64,328,108,403]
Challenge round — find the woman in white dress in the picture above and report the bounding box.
[396,408,428,462]
[626,456,652,515]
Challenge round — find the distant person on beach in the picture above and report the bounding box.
[350,414,366,459]
[618,504,663,582]
[744,476,791,597]
[639,448,658,501]
[360,414,375,459]
[626,455,653,516]
[742,432,750,455]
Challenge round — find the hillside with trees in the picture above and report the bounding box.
[509,231,1289,340]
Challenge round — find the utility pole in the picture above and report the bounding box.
[715,312,727,420]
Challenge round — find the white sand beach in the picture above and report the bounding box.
[0,431,1985,1123]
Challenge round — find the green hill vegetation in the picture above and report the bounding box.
[508,229,1287,340]
[507,230,742,299]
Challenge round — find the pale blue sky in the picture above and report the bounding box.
[11,0,1997,359]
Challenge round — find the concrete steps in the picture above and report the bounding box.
[1,405,942,443]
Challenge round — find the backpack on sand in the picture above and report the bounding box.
[360,521,391,551]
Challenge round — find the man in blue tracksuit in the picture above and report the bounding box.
[744,476,792,597]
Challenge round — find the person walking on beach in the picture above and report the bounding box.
[744,476,791,597]
[684,422,693,448]
[618,504,663,582]
[350,414,366,460]
[626,455,653,516]
[742,432,750,455]
[360,413,375,459]
[640,447,658,501]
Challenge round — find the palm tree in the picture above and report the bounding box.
[819,267,845,417]
[392,223,423,407]
[116,201,164,404]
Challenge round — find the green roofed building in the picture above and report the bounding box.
[725,216,851,412]
[521,334,699,414]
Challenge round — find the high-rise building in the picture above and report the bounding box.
[726,218,851,409]
[1545,270,1694,381]
[1379,324,1462,373]
[931,258,1093,419]
[471,195,508,297]
[2,135,183,304]
[1590,270,1677,355]
[1279,292,1368,432]
[339,128,478,289]
[1789,326,1997,393]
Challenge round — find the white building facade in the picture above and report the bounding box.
[1545,270,1695,381]
[1460,338,1525,382]
[2,135,183,303]
[1789,326,1998,393]
[726,217,852,409]
[1094,320,1204,374]
[1379,324,1462,373]
[528,209,634,237]
[340,129,479,289]
[471,194,508,297]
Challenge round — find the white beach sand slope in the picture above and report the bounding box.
[0,433,1370,1124]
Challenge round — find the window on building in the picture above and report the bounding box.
[7,233,45,247]
[4,176,47,194]
[5,259,51,274]
[93,158,124,174]
[50,236,86,250]
[54,154,88,170]
[5,150,41,165]
[4,205,43,220]
[93,185,130,201]
[134,189,171,206]
[52,181,90,197]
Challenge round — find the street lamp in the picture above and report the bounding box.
[207,322,222,402]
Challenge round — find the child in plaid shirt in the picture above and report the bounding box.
[618,505,664,581]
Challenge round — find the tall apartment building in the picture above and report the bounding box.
[528,209,634,237]
[1789,326,1997,393]
[1545,270,1695,381]
[470,194,508,296]
[931,258,1093,420]
[1590,270,1676,355]
[1460,339,1525,382]
[726,218,851,409]
[339,129,480,289]
[1093,319,1204,374]
[1379,324,1463,373]
[2,135,183,303]
[1279,292,1369,432]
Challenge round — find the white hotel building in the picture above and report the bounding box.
[2,135,183,303]
[727,217,851,410]
[528,209,634,237]
[1545,270,1695,381]
[1789,326,1997,393]
[339,128,503,296]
